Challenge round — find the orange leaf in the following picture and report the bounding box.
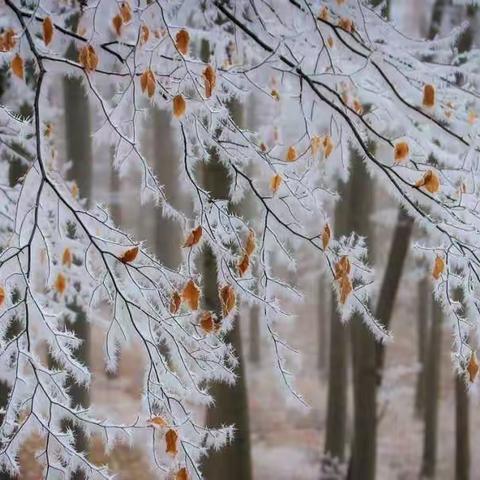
[219,284,236,316]
[322,223,331,250]
[140,24,150,45]
[149,416,168,428]
[183,226,202,248]
[78,44,98,72]
[43,17,54,46]
[311,135,322,157]
[327,36,334,48]
[175,29,190,55]
[416,169,440,194]
[173,95,186,119]
[237,253,250,277]
[338,17,354,32]
[432,256,444,280]
[0,287,5,307]
[119,1,132,23]
[71,182,79,199]
[318,6,329,21]
[112,14,123,36]
[176,467,189,480]
[54,273,67,295]
[140,69,156,98]
[62,248,72,268]
[422,84,436,109]
[0,29,16,52]
[270,174,282,195]
[286,146,297,162]
[339,274,352,304]
[120,246,139,264]
[245,229,256,257]
[334,256,351,280]
[11,54,24,80]
[182,280,200,311]
[323,136,334,158]
[165,429,178,456]
[467,351,479,383]
[170,291,182,314]
[203,64,216,98]
[394,141,409,164]
[199,311,216,333]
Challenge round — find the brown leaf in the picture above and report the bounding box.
[432,256,444,280]
[112,14,123,36]
[71,182,79,199]
[199,311,216,333]
[54,273,67,295]
[322,223,331,250]
[467,351,479,383]
[0,287,5,307]
[353,98,363,115]
[165,429,178,456]
[219,284,236,316]
[120,246,139,264]
[43,17,54,46]
[237,253,250,277]
[338,17,354,32]
[149,416,167,428]
[140,24,150,45]
[11,54,24,80]
[120,1,132,23]
[422,84,436,108]
[286,146,297,162]
[78,44,98,72]
[62,248,72,268]
[323,135,334,158]
[270,174,282,195]
[339,274,352,304]
[311,135,322,157]
[183,226,202,248]
[318,6,329,21]
[170,291,182,314]
[140,69,155,98]
[271,89,280,101]
[203,64,216,98]
[176,467,189,480]
[173,95,186,119]
[394,141,409,164]
[0,29,16,52]
[245,228,256,257]
[327,36,334,48]
[334,256,351,280]
[182,280,200,311]
[416,169,440,194]
[175,29,190,55]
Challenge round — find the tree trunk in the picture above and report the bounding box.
[249,303,261,364]
[347,148,376,480]
[415,276,429,418]
[323,177,350,467]
[420,297,443,479]
[455,374,470,480]
[317,273,329,374]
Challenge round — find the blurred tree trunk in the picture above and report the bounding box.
[323,177,350,468]
[109,157,122,226]
[347,148,376,480]
[317,273,329,374]
[62,39,93,478]
[420,297,443,478]
[249,303,261,364]
[455,374,470,480]
[415,276,429,417]
[201,41,251,478]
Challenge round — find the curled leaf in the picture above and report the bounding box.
[0,29,16,52]
[334,256,351,280]
[322,223,331,250]
[318,6,329,21]
[11,54,24,79]
[175,29,190,55]
[339,274,352,304]
[43,17,54,46]
[165,429,178,456]
[0,286,5,307]
[140,69,156,98]
[286,146,297,162]
[170,291,182,314]
[245,229,256,257]
[176,467,189,480]
[149,416,168,428]
[183,226,202,248]
[78,44,98,72]
[467,351,479,383]
[120,1,132,23]
[311,135,322,157]
[140,24,150,45]
[120,246,139,264]
[182,279,200,310]
[54,273,67,295]
[323,135,334,158]
[173,94,186,119]
[416,169,440,194]
[203,64,216,98]
[62,248,72,268]
[338,17,354,32]
[327,36,334,48]
[219,284,236,316]
[270,174,282,195]
[422,84,436,108]
[394,141,409,164]
[432,255,444,280]
[237,253,250,277]
[112,14,123,36]
[199,311,217,333]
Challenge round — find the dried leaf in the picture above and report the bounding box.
[199,311,216,333]
[318,6,329,21]
[432,255,444,280]
[112,14,123,36]
[415,169,440,194]
[339,274,352,304]
[0,29,16,52]
[54,273,67,295]
[62,248,72,268]
[170,291,182,314]
[353,98,363,115]
[175,29,190,55]
[245,228,256,257]
[322,223,331,250]
[334,256,351,280]
[71,182,79,199]
[120,246,139,264]
[323,135,334,158]
[286,146,297,162]
[173,94,186,119]
[11,54,24,80]
[219,284,236,316]
[338,17,354,32]
[140,69,155,98]
[149,416,167,428]
[237,253,250,277]
[140,24,150,45]
[203,64,216,98]
[394,141,409,164]
[78,44,98,72]
[120,1,132,23]
[165,429,178,456]
[271,89,280,101]
[176,467,189,480]
[182,279,200,311]
[183,226,202,248]
[311,135,322,157]
[422,84,436,108]
[0,287,5,307]
[327,36,334,48]
[270,174,282,195]
[467,351,479,383]
[43,17,54,46]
